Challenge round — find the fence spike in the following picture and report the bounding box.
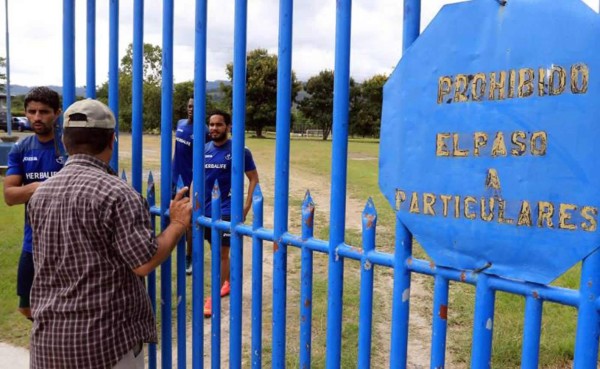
[253,183,263,202]
[147,171,155,208]
[212,179,221,199]
[362,197,377,229]
[121,169,128,182]
[177,174,184,191]
[302,190,314,208]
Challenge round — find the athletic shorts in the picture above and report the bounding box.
[204,215,231,247]
[17,251,34,309]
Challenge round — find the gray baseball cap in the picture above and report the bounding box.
[63,99,116,129]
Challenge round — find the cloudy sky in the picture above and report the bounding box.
[0,0,598,87]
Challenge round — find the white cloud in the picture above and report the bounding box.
[0,0,597,87]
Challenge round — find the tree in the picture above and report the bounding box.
[221,48,301,137]
[97,43,163,132]
[172,81,221,128]
[298,70,356,140]
[350,74,387,138]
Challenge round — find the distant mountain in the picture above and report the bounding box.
[8,85,86,97]
[9,81,229,97]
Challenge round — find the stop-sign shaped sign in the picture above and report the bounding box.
[379,0,600,284]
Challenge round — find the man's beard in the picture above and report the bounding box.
[211,131,228,142]
[33,123,53,136]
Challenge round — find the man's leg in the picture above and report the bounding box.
[221,246,230,287]
[16,251,34,320]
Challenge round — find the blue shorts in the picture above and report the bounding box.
[17,251,34,309]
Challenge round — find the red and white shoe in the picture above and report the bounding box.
[203,297,211,318]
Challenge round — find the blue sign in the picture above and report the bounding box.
[379,0,600,284]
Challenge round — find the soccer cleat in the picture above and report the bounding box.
[220,281,231,297]
[203,297,212,318]
[185,256,192,275]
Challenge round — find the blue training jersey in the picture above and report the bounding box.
[204,139,256,216]
[172,119,194,189]
[6,135,66,253]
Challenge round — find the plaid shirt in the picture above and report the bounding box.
[28,154,158,369]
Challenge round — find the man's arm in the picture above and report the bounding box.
[243,169,259,221]
[133,187,192,276]
[3,175,40,206]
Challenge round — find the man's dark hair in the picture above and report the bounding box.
[63,128,114,155]
[24,87,61,112]
[208,109,231,125]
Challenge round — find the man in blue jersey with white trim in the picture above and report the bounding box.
[203,109,259,317]
[3,87,65,320]
[172,97,212,275]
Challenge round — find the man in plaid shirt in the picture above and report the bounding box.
[27,99,191,369]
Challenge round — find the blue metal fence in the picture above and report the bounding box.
[60,0,600,368]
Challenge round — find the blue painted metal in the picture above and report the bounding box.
[159,0,175,367]
[146,172,157,369]
[471,274,495,369]
[402,0,420,52]
[251,185,264,369]
[380,0,600,285]
[325,0,352,367]
[86,0,96,98]
[300,191,314,369]
[4,0,11,136]
[358,199,376,369]
[521,296,542,369]
[272,0,294,365]
[574,248,600,368]
[230,0,249,365]
[131,0,144,193]
[191,1,208,368]
[175,176,186,369]
[431,275,449,368]
[390,217,412,369]
[62,0,76,109]
[108,0,119,171]
[210,182,222,369]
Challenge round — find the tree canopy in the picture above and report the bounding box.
[222,48,301,137]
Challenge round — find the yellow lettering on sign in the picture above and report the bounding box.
[485,169,501,190]
[436,133,451,157]
[491,132,507,157]
[530,131,547,156]
[437,76,453,104]
[409,192,420,214]
[581,206,598,232]
[511,131,527,156]
[464,196,477,220]
[474,132,488,156]
[423,193,436,215]
[454,74,469,103]
[440,195,452,217]
[549,66,566,96]
[489,71,506,101]
[571,63,589,94]
[517,201,533,227]
[538,201,555,229]
[453,133,469,157]
[480,197,495,222]
[395,189,406,211]
[471,73,487,101]
[559,203,577,230]
[518,68,535,98]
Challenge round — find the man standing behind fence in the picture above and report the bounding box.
[27,99,192,369]
[3,87,65,321]
[203,109,259,317]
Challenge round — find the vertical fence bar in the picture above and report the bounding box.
[108,0,119,171]
[176,178,186,369]
[521,295,542,369]
[431,275,449,368]
[251,185,264,369]
[192,0,208,367]
[272,0,294,366]
[325,0,352,366]
[573,249,600,368]
[4,0,11,136]
[358,199,377,369]
[147,173,157,369]
[402,0,421,52]
[300,191,315,369]
[63,0,76,109]
[131,0,144,193]
[230,0,249,365]
[159,0,175,367]
[471,273,496,369]
[210,184,222,369]
[389,217,412,368]
[86,0,96,98]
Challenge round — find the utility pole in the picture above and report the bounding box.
[4,0,11,136]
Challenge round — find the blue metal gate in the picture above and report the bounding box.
[60,0,600,368]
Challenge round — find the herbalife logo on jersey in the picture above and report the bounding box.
[225,154,232,161]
